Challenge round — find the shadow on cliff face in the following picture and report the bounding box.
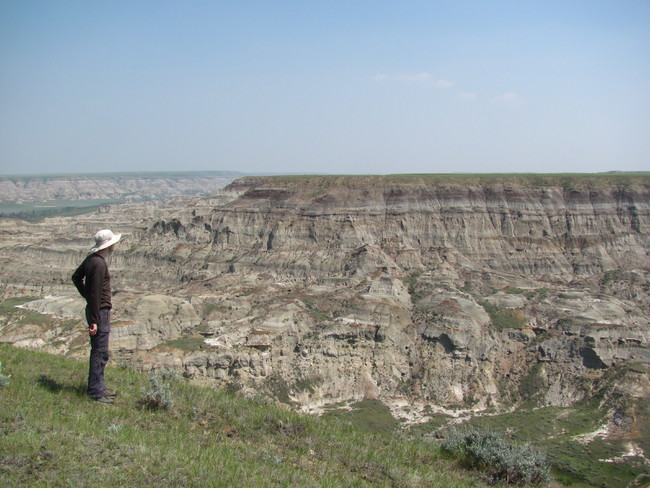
[438,333,455,354]
[580,347,608,369]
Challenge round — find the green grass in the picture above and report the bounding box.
[408,400,649,488]
[0,297,61,328]
[156,337,209,352]
[0,296,40,312]
[322,399,400,433]
[302,296,333,322]
[0,344,495,487]
[0,199,123,222]
[235,173,650,189]
[479,302,527,330]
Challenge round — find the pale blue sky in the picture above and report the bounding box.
[1,0,648,175]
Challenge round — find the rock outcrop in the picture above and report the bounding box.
[1,174,648,420]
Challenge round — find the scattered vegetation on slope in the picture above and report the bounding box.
[441,429,551,485]
[0,344,501,488]
[408,377,650,488]
[233,172,650,190]
[0,199,123,222]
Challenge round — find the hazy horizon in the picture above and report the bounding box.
[3,170,650,180]
[1,1,649,176]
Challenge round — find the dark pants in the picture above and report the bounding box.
[86,307,111,399]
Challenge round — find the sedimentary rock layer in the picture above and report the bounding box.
[1,174,648,418]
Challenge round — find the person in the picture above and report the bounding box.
[72,229,121,404]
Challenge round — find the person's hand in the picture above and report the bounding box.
[89,324,98,336]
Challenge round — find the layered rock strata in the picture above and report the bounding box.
[1,174,648,420]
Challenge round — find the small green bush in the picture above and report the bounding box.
[504,287,525,295]
[140,373,173,410]
[157,368,179,380]
[442,428,551,485]
[0,361,10,388]
[480,302,527,329]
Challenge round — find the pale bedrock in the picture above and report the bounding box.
[111,295,200,350]
[141,182,649,284]
[2,175,649,414]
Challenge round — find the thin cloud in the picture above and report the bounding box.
[495,92,524,106]
[435,79,455,88]
[401,72,432,82]
[372,73,455,89]
[373,72,435,83]
[457,91,477,100]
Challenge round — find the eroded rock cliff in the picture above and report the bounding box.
[1,174,648,422]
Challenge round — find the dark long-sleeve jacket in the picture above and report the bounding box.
[72,253,112,326]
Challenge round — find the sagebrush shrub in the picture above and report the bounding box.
[140,373,173,410]
[157,368,178,380]
[442,428,551,485]
[0,362,10,389]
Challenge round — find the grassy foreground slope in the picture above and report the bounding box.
[0,345,489,488]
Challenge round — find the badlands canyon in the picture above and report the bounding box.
[1,173,649,482]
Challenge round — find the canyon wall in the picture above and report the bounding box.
[1,174,648,421]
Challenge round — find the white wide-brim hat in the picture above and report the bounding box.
[91,229,122,252]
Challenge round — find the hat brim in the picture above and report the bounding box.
[90,233,121,252]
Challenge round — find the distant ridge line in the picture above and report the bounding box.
[1,170,648,181]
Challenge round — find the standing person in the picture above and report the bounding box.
[72,229,121,404]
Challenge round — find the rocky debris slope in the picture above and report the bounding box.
[1,174,648,423]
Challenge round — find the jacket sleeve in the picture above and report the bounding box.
[71,261,87,299]
[84,258,106,326]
